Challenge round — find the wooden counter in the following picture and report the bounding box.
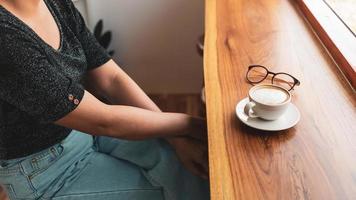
[203,0,356,199]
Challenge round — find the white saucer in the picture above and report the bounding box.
[235,98,300,131]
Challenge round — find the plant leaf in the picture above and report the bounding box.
[99,32,112,49]
[93,20,103,40]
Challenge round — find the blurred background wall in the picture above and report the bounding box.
[73,0,88,20]
[75,0,205,94]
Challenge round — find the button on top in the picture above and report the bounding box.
[68,94,74,101]
[73,99,80,105]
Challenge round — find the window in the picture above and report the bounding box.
[324,0,356,36]
[296,0,356,89]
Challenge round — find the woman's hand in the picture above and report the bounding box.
[168,136,209,180]
[167,117,209,179]
[185,116,208,141]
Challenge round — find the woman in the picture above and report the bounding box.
[0,0,210,199]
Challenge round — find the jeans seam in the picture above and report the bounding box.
[142,170,174,200]
[31,151,52,162]
[3,184,15,199]
[52,188,163,199]
[0,159,23,175]
[31,145,62,165]
[0,167,20,175]
[27,145,64,180]
[19,160,39,198]
[3,165,38,200]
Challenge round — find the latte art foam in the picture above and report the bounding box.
[251,86,289,105]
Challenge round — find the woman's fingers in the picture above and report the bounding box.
[187,117,208,141]
[192,161,209,180]
[189,133,208,142]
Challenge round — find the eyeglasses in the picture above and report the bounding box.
[246,65,300,91]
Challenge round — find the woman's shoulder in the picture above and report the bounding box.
[0,18,36,47]
[48,0,77,17]
[48,0,73,8]
[0,7,21,31]
[0,19,40,61]
[0,7,33,39]
[47,0,82,31]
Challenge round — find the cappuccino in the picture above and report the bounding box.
[245,84,292,120]
[251,85,289,105]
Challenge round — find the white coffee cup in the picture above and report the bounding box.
[244,84,291,120]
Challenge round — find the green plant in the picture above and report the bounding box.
[93,19,115,56]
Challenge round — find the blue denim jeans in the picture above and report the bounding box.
[0,130,210,200]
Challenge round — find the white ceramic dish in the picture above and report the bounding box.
[236,98,300,131]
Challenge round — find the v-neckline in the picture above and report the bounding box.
[0,0,64,52]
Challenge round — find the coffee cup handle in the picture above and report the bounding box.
[244,101,258,118]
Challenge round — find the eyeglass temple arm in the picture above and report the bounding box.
[251,70,294,84]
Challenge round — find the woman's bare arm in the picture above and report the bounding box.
[82,59,207,141]
[83,59,162,112]
[63,59,208,178]
[54,90,201,140]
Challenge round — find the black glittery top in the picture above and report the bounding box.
[0,0,111,159]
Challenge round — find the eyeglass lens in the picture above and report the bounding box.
[272,73,295,90]
[246,66,268,83]
[247,66,296,91]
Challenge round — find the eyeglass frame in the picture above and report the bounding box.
[246,65,301,91]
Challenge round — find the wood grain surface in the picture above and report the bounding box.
[203,0,356,199]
